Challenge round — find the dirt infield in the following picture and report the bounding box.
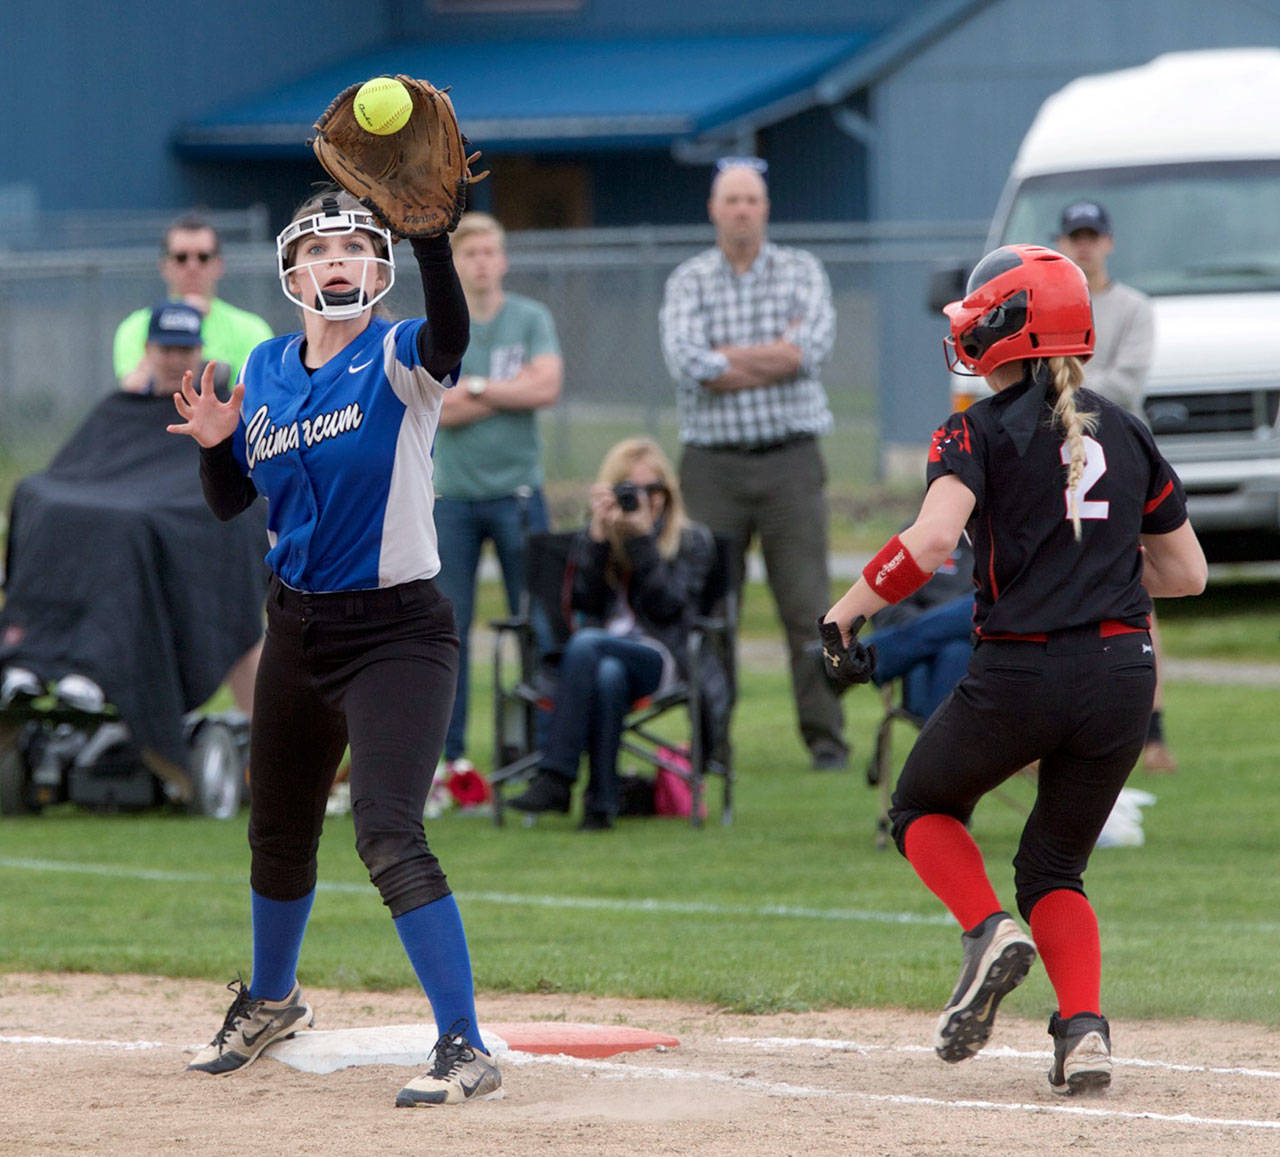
[2,973,1278,1155]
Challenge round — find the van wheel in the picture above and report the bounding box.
[0,737,36,815]
[186,722,243,820]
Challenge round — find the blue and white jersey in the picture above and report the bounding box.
[231,316,457,592]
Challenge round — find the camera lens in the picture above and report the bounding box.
[613,482,639,512]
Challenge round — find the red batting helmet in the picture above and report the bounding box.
[943,244,1094,376]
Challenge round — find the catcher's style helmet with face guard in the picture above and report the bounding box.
[943,244,1094,376]
[277,194,396,321]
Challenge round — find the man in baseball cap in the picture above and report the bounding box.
[1058,200,1112,238]
[1054,199,1173,775]
[126,301,213,397]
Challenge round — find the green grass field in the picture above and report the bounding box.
[1,626,1276,1025]
[3,398,1279,1025]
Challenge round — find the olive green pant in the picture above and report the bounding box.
[680,438,846,761]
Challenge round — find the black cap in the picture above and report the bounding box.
[146,302,203,347]
[1059,200,1112,237]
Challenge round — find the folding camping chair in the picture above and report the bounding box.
[865,676,1031,850]
[488,530,737,828]
[866,682,928,850]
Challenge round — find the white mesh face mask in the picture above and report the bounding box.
[277,198,395,321]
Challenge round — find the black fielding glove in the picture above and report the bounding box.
[817,616,876,689]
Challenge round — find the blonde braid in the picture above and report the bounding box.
[1047,357,1097,540]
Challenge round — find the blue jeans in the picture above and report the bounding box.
[868,595,975,721]
[434,490,549,761]
[542,629,664,818]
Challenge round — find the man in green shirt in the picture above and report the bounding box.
[113,213,272,392]
[433,212,563,776]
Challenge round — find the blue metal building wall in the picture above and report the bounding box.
[0,3,388,215]
[0,0,918,222]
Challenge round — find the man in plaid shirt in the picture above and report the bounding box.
[659,159,847,770]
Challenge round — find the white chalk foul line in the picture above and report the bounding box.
[0,856,951,927]
[0,1035,172,1051]
[8,854,1280,936]
[721,1037,1280,1081]
[502,1051,1280,1130]
[5,1031,1277,1131]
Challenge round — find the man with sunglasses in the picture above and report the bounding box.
[113,213,273,394]
[660,157,847,771]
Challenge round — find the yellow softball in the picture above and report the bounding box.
[354,77,412,135]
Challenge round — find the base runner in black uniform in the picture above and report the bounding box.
[821,244,1206,1095]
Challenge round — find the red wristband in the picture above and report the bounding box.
[862,534,932,603]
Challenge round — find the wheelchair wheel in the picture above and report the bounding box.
[186,721,243,819]
[0,734,36,815]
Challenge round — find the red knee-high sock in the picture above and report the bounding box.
[1029,889,1101,1018]
[902,814,1003,932]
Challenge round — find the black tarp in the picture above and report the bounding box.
[1,391,268,767]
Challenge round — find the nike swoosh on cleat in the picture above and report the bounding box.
[459,1074,486,1098]
[241,1019,279,1047]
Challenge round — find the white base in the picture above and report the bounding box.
[266,1024,509,1074]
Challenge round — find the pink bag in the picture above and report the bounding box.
[653,746,706,820]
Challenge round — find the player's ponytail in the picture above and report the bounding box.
[1047,357,1098,540]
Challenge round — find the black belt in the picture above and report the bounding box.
[700,433,816,455]
[268,574,437,619]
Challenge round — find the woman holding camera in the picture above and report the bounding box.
[508,438,715,829]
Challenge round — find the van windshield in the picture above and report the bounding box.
[998,161,1280,295]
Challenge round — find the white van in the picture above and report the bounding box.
[947,49,1280,558]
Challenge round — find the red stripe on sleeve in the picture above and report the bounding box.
[928,425,946,462]
[986,511,999,601]
[1143,480,1174,514]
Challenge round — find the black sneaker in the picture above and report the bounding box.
[577,812,614,831]
[810,743,850,772]
[1048,1011,1112,1095]
[934,911,1037,1063]
[507,771,571,814]
[187,977,313,1074]
[395,1023,502,1106]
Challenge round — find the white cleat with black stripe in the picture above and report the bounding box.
[187,977,313,1075]
[396,1023,503,1107]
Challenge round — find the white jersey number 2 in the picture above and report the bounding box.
[1061,435,1110,521]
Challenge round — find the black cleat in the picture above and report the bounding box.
[1048,1011,1112,1095]
[934,911,1036,1063]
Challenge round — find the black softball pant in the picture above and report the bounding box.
[248,575,459,917]
[889,629,1156,920]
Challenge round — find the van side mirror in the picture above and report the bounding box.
[926,264,969,313]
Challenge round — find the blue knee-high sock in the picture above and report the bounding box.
[249,888,315,1001]
[393,894,486,1054]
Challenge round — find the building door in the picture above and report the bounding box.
[489,158,592,229]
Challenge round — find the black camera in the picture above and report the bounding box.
[612,481,641,512]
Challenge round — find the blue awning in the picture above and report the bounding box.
[173,33,876,159]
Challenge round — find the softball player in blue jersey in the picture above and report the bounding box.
[168,188,501,1107]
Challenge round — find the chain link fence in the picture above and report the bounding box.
[0,220,987,520]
